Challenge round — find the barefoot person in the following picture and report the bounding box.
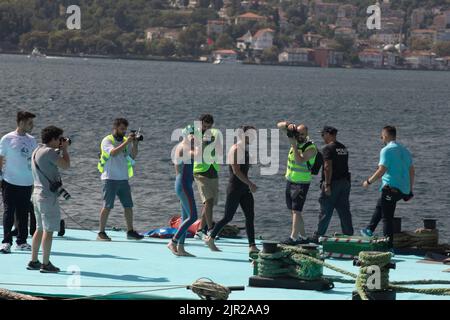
[168,125,199,257]
[205,126,259,253]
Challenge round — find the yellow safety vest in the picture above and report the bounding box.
[285,142,317,183]
[97,135,134,178]
[194,128,220,174]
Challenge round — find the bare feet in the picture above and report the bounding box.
[167,241,179,256]
[249,245,260,254]
[177,245,196,257]
[205,236,221,252]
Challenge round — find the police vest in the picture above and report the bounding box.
[285,142,317,183]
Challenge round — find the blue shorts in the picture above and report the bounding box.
[102,180,133,209]
[285,181,310,212]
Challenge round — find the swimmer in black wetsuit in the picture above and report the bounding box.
[205,126,259,254]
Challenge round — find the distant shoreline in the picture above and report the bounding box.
[0,51,208,64]
[1,51,449,72]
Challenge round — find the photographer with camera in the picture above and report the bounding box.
[27,126,70,273]
[277,121,318,245]
[97,118,143,241]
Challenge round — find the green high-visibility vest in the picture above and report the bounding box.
[193,128,220,174]
[285,142,317,183]
[97,135,134,178]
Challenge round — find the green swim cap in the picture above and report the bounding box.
[182,124,196,137]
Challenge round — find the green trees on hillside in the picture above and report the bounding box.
[0,0,449,58]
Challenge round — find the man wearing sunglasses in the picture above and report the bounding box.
[361,126,415,249]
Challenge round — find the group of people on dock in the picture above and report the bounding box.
[0,111,415,272]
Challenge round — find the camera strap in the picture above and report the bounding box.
[33,149,59,186]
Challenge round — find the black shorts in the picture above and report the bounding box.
[285,181,310,212]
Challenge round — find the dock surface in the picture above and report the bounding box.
[0,227,449,300]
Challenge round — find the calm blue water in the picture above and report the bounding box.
[1,54,449,242]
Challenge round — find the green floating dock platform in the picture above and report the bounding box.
[0,227,449,300]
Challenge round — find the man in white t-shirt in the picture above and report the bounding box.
[97,118,143,241]
[0,111,38,253]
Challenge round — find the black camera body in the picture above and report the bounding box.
[286,127,299,138]
[130,130,144,141]
[60,137,72,145]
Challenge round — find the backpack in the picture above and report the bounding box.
[301,141,323,175]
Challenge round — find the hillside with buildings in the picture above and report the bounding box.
[1,0,450,69]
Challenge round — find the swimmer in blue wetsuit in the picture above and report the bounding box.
[168,125,200,257]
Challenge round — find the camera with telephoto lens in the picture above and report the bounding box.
[49,180,71,200]
[130,130,144,141]
[60,137,72,145]
[286,126,299,138]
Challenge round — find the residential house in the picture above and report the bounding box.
[313,1,340,21]
[278,48,314,64]
[370,32,402,44]
[251,28,274,51]
[385,51,400,67]
[319,38,338,49]
[313,48,343,67]
[235,12,267,25]
[334,27,356,40]
[207,20,227,36]
[336,18,352,28]
[212,49,238,62]
[436,29,450,42]
[303,33,323,47]
[218,7,230,20]
[187,0,198,8]
[433,14,447,31]
[358,49,384,68]
[404,51,436,69]
[241,1,251,10]
[146,28,182,42]
[381,17,404,33]
[434,56,450,69]
[236,31,253,51]
[411,29,437,43]
[236,28,274,51]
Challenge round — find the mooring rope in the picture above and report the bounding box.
[252,245,450,300]
[189,278,231,300]
[1,278,233,300]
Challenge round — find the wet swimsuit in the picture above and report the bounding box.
[173,161,198,245]
[209,149,255,246]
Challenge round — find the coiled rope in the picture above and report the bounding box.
[188,278,231,300]
[252,245,450,300]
